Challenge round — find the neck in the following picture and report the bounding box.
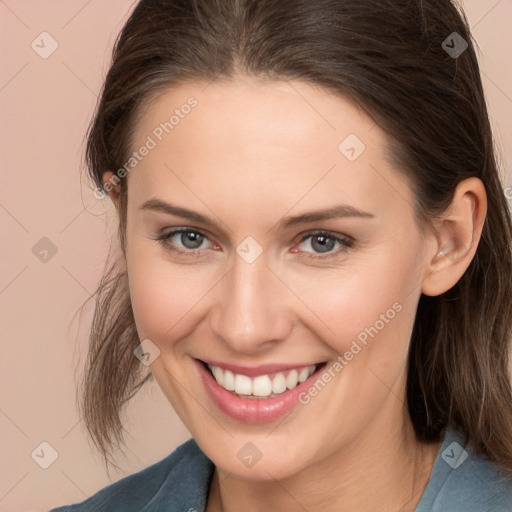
[206,407,441,512]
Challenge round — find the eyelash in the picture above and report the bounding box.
[153,228,354,260]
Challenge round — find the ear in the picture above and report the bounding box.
[421,177,487,296]
[101,171,121,210]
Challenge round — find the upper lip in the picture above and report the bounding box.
[198,358,325,378]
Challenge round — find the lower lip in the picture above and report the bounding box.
[194,358,324,424]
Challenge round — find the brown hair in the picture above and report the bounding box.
[78,0,512,476]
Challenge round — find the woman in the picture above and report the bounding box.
[50,0,512,510]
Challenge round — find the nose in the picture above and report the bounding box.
[209,251,294,354]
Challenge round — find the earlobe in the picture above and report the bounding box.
[421,177,487,297]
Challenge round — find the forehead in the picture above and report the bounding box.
[134,76,374,158]
[127,77,415,223]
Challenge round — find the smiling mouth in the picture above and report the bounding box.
[200,360,328,399]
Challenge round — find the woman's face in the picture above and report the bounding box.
[120,76,437,479]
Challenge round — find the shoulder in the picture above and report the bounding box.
[48,437,214,512]
[416,428,512,512]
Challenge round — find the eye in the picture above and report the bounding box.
[154,228,214,257]
[293,231,354,259]
[152,228,354,260]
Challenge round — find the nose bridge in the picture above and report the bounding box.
[210,251,292,352]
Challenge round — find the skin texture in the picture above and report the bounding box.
[103,75,487,512]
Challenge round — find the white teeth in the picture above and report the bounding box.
[235,374,252,395]
[286,369,299,389]
[253,375,273,396]
[272,373,287,394]
[223,370,235,391]
[298,367,311,382]
[207,363,318,397]
[212,365,224,386]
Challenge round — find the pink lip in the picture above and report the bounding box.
[194,358,324,424]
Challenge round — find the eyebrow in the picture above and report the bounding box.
[139,198,375,231]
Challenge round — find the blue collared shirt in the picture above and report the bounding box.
[49,428,512,511]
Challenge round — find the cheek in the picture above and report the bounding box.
[293,249,420,350]
[297,260,419,443]
[126,247,211,349]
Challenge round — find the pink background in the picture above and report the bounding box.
[1,1,511,510]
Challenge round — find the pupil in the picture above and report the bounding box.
[182,231,203,249]
[313,235,334,253]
